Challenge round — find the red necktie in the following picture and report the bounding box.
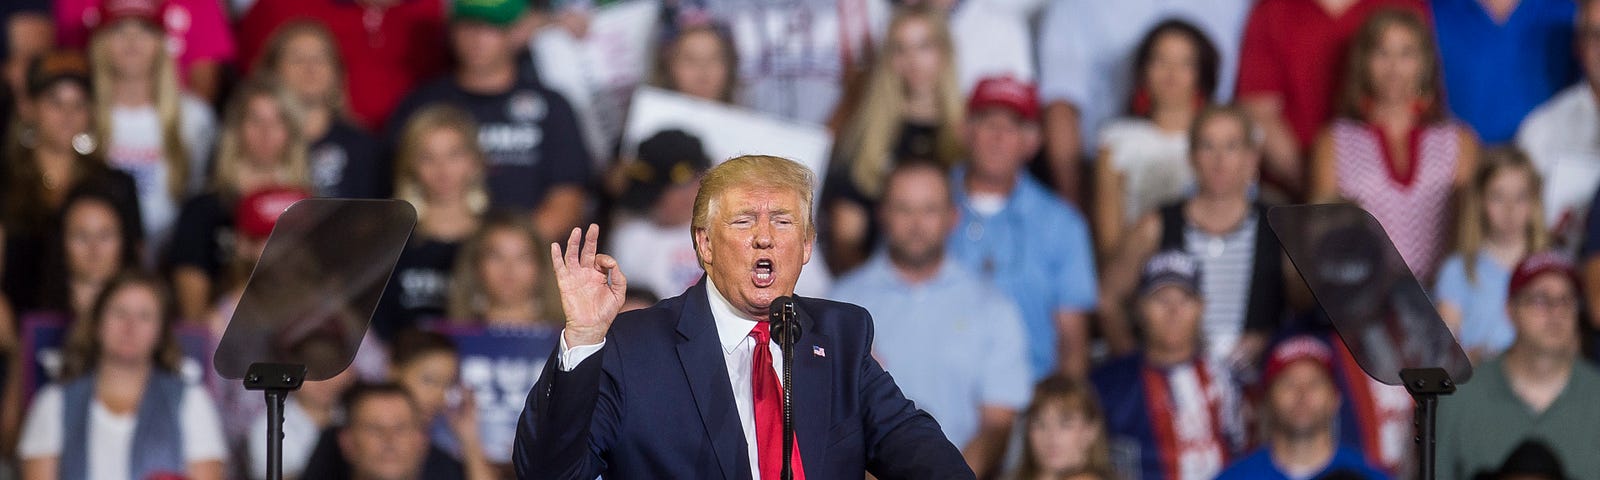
[751,322,805,480]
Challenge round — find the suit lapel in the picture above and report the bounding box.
[676,279,750,480]
[791,300,832,474]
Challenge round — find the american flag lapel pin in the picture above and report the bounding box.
[812,345,826,358]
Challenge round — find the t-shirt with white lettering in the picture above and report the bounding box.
[106,93,216,254]
[18,381,228,480]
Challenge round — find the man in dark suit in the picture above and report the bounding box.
[514,155,973,479]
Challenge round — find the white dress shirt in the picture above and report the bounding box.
[558,278,786,479]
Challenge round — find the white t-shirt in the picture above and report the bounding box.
[609,216,833,299]
[18,381,228,480]
[1099,118,1193,224]
[1037,0,1251,155]
[1517,83,1600,242]
[106,93,216,254]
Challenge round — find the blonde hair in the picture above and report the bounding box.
[253,21,351,116]
[90,21,190,201]
[447,213,563,325]
[690,155,816,263]
[1455,147,1548,281]
[62,271,182,379]
[393,105,490,219]
[212,80,311,197]
[834,6,964,199]
[1013,375,1114,479]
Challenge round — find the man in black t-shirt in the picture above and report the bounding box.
[386,0,593,241]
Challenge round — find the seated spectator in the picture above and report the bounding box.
[1215,336,1388,480]
[253,21,384,199]
[337,383,461,480]
[648,21,738,104]
[608,129,711,300]
[1034,0,1251,203]
[829,160,1030,477]
[1469,440,1567,480]
[1438,251,1600,479]
[18,272,226,479]
[1237,0,1426,199]
[385,0,592,242]
[445,212,563,328]
[371,105,485,341]
[168,80,310,321]
[1092,19,1220,255]
[1309,8,1477,280]
[1435,148,1548,362]
[1434,0,1575,145]
[1092,251,1242,480]
[948,76,1097,380]
[38,189,141,320]
[1009,375,1114,480]
[4,51,140,315]
[1523,0,1600,248]
[822,6,966,273]
[237,0,448,130]
[56,0,234,101]
[87,0,215,253]
[1100,106,1285,368]
[246,340,357,480]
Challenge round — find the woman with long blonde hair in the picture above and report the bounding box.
[89,6,215,254]
[254,20,384,199]
[446,212,563,327]
[167,80,309,321]
[822,6,965,273]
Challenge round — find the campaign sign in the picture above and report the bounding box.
[432,324,560,465]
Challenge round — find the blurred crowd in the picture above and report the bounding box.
[2,0,1600,479]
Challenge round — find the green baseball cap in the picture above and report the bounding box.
[452,0,527,27]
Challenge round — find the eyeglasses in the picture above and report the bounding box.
[1515,294,1578,313]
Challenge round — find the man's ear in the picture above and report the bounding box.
[694,227,713,266]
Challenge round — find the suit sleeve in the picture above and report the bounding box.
[854,309,976,480]
[513,339,622,479]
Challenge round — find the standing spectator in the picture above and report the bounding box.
[1092,20,1220,254]
[38,189,141,321]
[824,6,966,273]
[1215,336,1389,479]
[336,383,462,480]
[1099,106,1286,368]
[1437,251,1600,480]
[3,51,141,315]
[1237,0,1426,199]
[1308,8,1477,280]
[1434,0,1576,145]
[445,213,563,327]
[829,161,1030,478]
[906,0,1041,92]
[1092,251,1243,480]
[254,21,384,199]
[647,22,739,105]
[167,81,310,321]
[948,76,1098,379]
[56,0,235,101]
[386,0,593,242]
[1523,0,1600,248]
[88,0,216,255]
[1009,375,1115,480]
[608,129,711,300]
[18,272,227,480]
[236,0,449,130]
[1435,148,1548,362]
[1035,0,1250,203]
[372,106,485,341]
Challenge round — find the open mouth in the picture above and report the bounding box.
[753,258,774,288]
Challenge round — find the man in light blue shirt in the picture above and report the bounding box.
[830,160,1030,478]
[946,76,1099,379]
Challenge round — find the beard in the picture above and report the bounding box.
[887,238,944,271]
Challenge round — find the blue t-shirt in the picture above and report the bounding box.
[948,168,1098,378]
[1215,445,1390,480]
[1433,0,1577,144]
[1432,253,1515,356]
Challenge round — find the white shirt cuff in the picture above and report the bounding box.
[558,331,606,372]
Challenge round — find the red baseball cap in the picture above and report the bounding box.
[1507,251,1579,300]
[87,0,167,32]
[966,76,1039,122]
[1262,335,1334,389]
[235,187,312,241]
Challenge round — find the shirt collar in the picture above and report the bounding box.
[864,250,959,289]
[706,276,762,354]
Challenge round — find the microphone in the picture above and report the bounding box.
[768,296,800,348]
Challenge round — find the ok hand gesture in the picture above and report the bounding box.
[550,224,628,347]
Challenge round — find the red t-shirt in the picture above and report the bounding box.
[237,0,449,130]
[1235,0,1429,148]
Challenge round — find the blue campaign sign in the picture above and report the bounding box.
[433,324,560,465]
[20,313,217,405]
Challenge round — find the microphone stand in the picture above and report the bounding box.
[774,300,799,480]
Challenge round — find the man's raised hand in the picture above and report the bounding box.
[550,224,627,347]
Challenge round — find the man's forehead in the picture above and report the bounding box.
[714,186,805,211]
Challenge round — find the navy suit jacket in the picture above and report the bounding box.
[513,278,974,479]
